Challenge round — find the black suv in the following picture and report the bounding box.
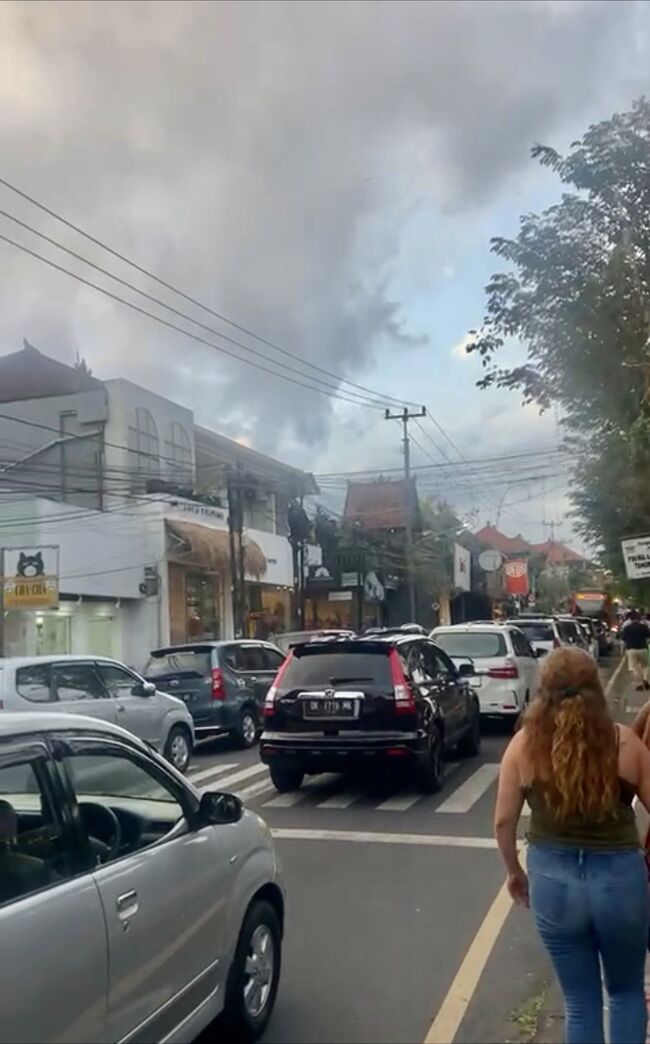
[144,640,286,748]
[260,635,481,793]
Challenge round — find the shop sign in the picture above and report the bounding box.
[621,535,650,580]
[453,543,471,592]
[2,546,59,610]
[329,590,353,602]
[504,558,529,597]
[341,571,360,587]
[169,500,226,526]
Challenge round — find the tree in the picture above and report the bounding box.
[467,100,650,584]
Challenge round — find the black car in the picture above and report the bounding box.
[260,635,481,793]
[144,640,286,748]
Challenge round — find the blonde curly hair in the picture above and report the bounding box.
[522,646,618,822]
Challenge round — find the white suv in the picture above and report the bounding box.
[431,622,539,719]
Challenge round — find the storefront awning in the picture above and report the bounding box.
[166,520,267,579]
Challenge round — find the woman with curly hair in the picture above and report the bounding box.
[495,647,650,1044]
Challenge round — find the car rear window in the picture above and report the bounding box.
[557,621,579,642]
[515,621,554,642]
[280,649,391,689]
[433,631,507,658]
[144,650,212,678]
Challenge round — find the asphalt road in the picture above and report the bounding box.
[190,718,524,1044]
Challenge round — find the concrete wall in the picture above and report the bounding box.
[0,389,108,509]
[103,379,195,494]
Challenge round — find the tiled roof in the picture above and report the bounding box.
[344,478,418,531]
[474,525,531,555]
[530,539,586,565]
[0,341,101,402]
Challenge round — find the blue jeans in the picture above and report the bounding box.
[528,844,649,1044]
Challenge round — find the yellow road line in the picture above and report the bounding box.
[423,850,527,1044]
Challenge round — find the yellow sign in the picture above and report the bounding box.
[2,546,60,611]
[3,577,59,609]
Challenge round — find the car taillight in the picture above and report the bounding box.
[389,649,416,714]
[211,668,226,700]
[488,662,519,680]
[263,652,293,717]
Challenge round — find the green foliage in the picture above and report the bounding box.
[467,100,650,580]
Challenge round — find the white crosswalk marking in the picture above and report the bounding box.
[375,789,422,812]
[196,762,266,793]
[190,762,238,785]
[436,763,500,814]
[263,775,339,808]
[317,788,364,809]
[237,775,274,802]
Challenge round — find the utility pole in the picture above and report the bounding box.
[543,519,562,542]
[236,462,246,638]
[226,471,241,637]
[384,406,427,621]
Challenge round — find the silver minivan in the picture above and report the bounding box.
[0,713,284,1043]
[0,655,195,772]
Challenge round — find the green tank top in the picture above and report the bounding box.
[525,777,639,850]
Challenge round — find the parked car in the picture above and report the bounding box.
[274,630,356,654]
[509,616,561,658]
[143,640,285,748]
[431,623,539,720]
[555,616,589,651]
[0,655,194,772]
[0,713,284,1043]
[260,634,481,794]
[575,616,600,660]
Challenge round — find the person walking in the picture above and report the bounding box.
[622,609,650,691]
[495,647,650,1044]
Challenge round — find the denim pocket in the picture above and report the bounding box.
[529,872,569,928]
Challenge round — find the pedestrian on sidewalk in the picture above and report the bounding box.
[495,647,650,1044]
[622,610,650,691]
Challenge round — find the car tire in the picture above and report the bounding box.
[232,708,259,750]
[269,765,304,792]
[457,707,481,758]
[415,726,444,793]
[164,724,192,773]
[222,899,282,1042]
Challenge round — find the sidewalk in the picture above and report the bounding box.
[534,656,650,1044]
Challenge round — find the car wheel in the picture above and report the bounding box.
[457,707,481,757]
[222,899,282,1042]
[415,726,444,793]
[164,724,192,773]
[269,765,304,792]
[232,708,259,749]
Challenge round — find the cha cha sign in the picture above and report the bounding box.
[2,546,59,610]
[621,535,650,580]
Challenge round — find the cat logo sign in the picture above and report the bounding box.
[2,546,59,610]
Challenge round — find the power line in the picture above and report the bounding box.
[0,206,396,411]
[0,232,388,412]
[0,176,421,411]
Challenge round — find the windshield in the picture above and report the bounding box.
[144,650,212,678]
[433,632,506,658]
[280,649,391,689]
[514,622,554,642]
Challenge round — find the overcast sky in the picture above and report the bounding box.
[1,0,648,546]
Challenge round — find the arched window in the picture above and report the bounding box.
[165,422,192,481]
[128,407,159,475]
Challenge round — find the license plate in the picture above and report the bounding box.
[302,696,358,720]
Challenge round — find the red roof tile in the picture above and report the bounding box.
[474,525,531,556]
[529,540,586,565]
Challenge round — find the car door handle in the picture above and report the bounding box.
[116,703,126,712]
[116,890,138,919]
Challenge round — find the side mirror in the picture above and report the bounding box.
[457,662,475,678]
[198,791,243,826]
[132,680,156,697]
[534,647,546,658]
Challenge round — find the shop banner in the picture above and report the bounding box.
[621,535,650,580]
[453,543,471,592]
[504,558,529,597]
[2,546,59,610]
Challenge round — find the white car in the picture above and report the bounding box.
[431,622,539,719]
[508,617,561,658]
[0,713,284,1043]
[0,655,194,772]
